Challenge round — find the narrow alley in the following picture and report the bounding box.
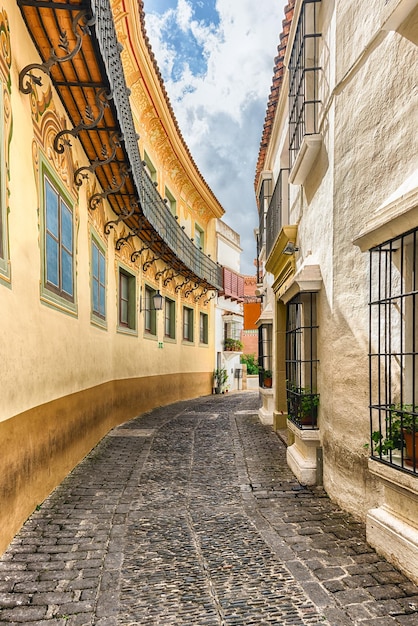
[0,392,417,625]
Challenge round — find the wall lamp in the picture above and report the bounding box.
[282,242,299,255]
[140,289,164,312]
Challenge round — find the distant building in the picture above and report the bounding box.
[215,220,245,392]
[255,0,418,583]
[242,275,261,357]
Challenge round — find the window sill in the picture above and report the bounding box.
[289,134,323,185]
[117,325,138,337]
[369,457,418,489]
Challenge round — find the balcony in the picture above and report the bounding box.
[265,169,290,260]
[18,0,223,291]
[220,268,245,301]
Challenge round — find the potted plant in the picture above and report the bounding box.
[224,338,243,351]
[371,404,417,467]
[213,367,228,394]
[286,383,319,426]
[262,369,273,388]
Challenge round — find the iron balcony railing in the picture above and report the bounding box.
[265,168,290,259]
[91,0,223,289]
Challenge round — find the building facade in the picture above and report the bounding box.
[215,220,245,393]
[0,0,225,553]
[255,0,418,583]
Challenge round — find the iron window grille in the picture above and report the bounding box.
[286,292,319,428]
[369,228,418,474]
[266,168,290,259]
[258,178,272,252]
[288,0,322,170]
[258,323,273,387]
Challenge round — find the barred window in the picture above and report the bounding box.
[288,0,322,170]
[286,292,319,428]
[369,229,418,473]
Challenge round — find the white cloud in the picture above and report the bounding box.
[143,0,287,273]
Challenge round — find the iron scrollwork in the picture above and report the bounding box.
[19,10,95,94]
[54,87,113,154]
[195,286,209,302]
[74,131,123,186]
[89,163,130,211]
[203,290,218,305]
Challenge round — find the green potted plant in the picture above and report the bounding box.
[262,369,273,388]
[286,383,319,426]
[371,404,417,467]
[224,338,243,351]
[213,367,228,394]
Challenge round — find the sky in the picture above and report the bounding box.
[142,0,287,275]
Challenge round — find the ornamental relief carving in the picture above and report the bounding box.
[0,9,11,80]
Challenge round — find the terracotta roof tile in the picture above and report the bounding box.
[254,1,295,203]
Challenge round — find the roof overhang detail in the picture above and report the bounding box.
[17,0,222,291]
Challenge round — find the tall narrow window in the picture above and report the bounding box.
[183,306,194,342]
[200,312,208,344]
[44,174,74,302]
[288,0,322,171]
[195,225,204,252]
[165,187,177,217]
[144,285,157,335]
[164,297,176,339]
[118,267,136,332]
[369,229,418,474]
[286,292,319,428]
[91,237,106,322]
[258,323,273,387]
[143,151,157,183]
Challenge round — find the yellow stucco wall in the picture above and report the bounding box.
[0,0,223,553]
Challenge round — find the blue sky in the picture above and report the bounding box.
[142,0,287,274]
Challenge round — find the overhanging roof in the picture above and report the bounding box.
[17,0,222,291]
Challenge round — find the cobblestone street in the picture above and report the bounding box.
[1,392,418,625]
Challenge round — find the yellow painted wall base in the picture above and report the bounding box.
[0,372,211,555]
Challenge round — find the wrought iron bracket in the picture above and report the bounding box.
[195,286,209,302]
[89,163,130,211]
[54,87,113,153]
[163,270,183,287]
[184,283,200,298]
[155,267,171,281]
[19,10,95,94]
[103,197,139,235]
[130,232,160,263]
[74,131,123,186]
[203,290,218,305]
[175,276,193,293]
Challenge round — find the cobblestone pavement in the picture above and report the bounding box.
[1,392,418,626]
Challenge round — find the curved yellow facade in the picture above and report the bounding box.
[0,0,224,553]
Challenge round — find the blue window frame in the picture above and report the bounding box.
[44,176,74,301]
[92,238,106,320]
